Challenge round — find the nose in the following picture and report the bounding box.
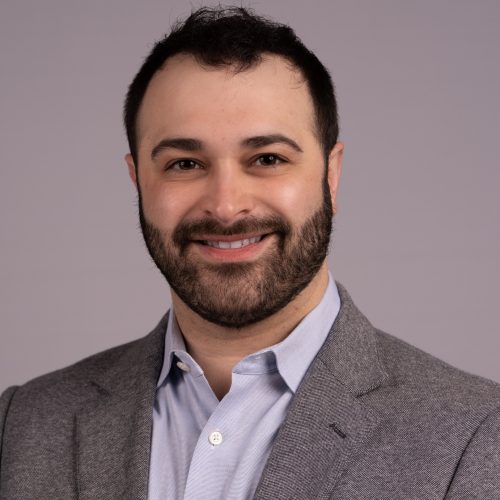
[199,162,255,224]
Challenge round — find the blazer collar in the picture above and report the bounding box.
[318,282,390,396]
[75,313,168,500]
[254,283,391,499]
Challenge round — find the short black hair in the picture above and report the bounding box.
[124,6,339,164]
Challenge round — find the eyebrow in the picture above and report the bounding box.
[151,138,203,160]
[150,133,303,160]
[241,134,303,153]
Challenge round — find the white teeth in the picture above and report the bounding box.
[205,236,263,249]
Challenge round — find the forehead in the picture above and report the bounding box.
[137,53,318,150]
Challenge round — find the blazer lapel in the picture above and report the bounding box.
[254,284,391,499]
[75,314,168,500]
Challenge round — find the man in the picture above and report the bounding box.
[1,6,499,499]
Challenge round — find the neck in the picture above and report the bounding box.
[170,263,329,399]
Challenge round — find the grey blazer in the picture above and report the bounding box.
[1,284,500,499]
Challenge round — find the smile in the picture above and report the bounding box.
[191,233,273,263]
[202,236,263,249]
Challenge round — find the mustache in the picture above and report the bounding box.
[173,215,291,248]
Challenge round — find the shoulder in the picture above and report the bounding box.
[373,330,500,496]
[0,342,136,442]
[376,328,500,394]
[335,283,500,407]
[372,328,500,417]
[1,313,168,417]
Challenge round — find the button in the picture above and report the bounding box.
[176,361,190,372]
[208,431,223,446]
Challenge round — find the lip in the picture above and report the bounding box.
[194,232,267,243]
[190,233,274,263]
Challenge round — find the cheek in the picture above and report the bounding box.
[262,175,324,223]
[139,180,198,231]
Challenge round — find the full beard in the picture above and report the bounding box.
[138,183,333,328]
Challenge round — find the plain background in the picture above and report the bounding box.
[1,0,499,392]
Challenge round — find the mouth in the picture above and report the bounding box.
[190,233,273,262]
[198,234,267,249]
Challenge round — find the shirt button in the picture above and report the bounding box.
[208,431,223,446]
[176,361,190,372]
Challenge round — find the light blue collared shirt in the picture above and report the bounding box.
[148,274,340,500]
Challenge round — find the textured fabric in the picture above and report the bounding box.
[148,276,340,500]
[1,283,500,499]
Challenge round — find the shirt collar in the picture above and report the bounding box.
[268,273,340,392]
[156,312,189,388]
[157,272,340,392]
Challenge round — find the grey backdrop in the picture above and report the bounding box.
[1,0,499,393]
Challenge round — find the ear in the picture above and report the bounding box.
[125,153,138,187]
[327,142,344,215]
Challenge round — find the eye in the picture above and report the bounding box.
[254,154,285,167]
[167,159,202,171]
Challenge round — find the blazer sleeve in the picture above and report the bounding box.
[0,386,18,467]
[445,405,500,499]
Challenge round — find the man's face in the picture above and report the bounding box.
[127,54,342,328]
